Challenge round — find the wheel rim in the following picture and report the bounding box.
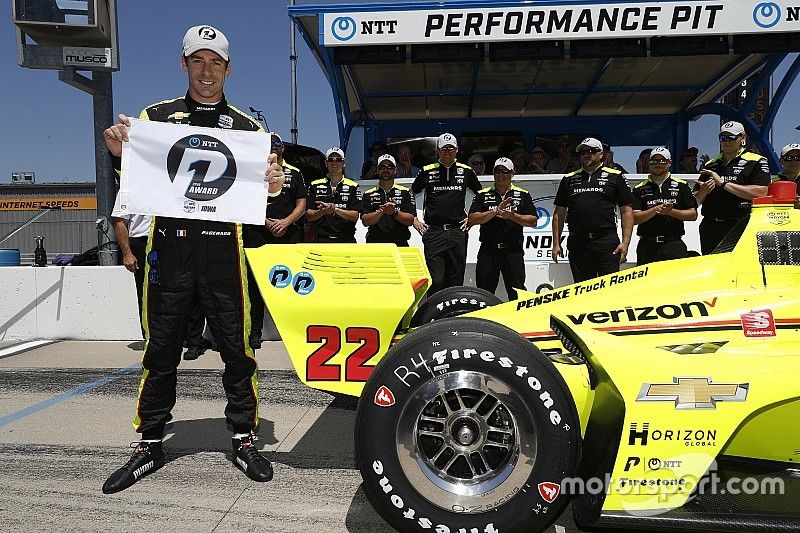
[396,370,538,513]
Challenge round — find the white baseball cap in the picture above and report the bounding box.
[650,147,672,160]
[576,137,603,153]
[183,25,229,61]
[325,147,345,159]
[720,121,745,136]
[780,143,800,157]
[437,133,458,149]
[377,154,396,166]
[493,157,514,171]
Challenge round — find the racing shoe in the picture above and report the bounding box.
[102,441,165,494]
[249,335,262,350]
[232,434,273,482]
[183,345,206,361]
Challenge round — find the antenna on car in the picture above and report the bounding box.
[248,106,271,133]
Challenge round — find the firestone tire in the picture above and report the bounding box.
[410,286,502,327]
[355,317,581,533]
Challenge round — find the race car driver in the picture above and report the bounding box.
[101,25,283,494]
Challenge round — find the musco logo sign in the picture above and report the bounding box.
[167,135,237,201]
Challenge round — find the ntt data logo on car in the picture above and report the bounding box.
[331,16,357,41]
[753,2,781,28]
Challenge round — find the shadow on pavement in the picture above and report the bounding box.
[344,484,396,533]
[161,416,277,463]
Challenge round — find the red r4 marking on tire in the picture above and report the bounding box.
[374,385,395,407]
[538,481,560,503]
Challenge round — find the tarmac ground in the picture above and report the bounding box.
[0,340,578,533]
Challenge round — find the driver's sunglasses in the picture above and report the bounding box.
[649,159,669,165]
[494,168,513,175]
[783,155,800,161]
[578,148,601,156]
[377,164,395,170]
[327,157,344,163]
[439,146,456,152]
[271,142,283,149]
[719,134,741,142]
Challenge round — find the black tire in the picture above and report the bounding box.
[410,286,502,327]
[355,317,581,533]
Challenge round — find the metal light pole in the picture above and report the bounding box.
[290,0,298,143]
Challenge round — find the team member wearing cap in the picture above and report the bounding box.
[693,121,770,254]
[306,147,361,243]
[468,158,537,300]
[552,137,634,282]
[360,154,415,245]
[244,133,307,349]
[101,25,281,493]
[773,143,800,209]
[411,133,482,295]
[631,148,698,265]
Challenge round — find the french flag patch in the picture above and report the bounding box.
[176,230,188,237]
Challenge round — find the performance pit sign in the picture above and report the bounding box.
[323,1,799,45]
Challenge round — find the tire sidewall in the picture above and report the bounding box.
[411,286,503,327]
[356,318,580,533]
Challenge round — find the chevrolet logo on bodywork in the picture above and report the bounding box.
[637,377,748,409]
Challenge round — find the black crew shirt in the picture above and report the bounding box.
[632,174,697,237]
[411,161,482,226]
[469,184,536,245]
[554,165,633,234]
[307,176,361,239]
[694,149,770,219]
[360,183,415,243]
[265,162,306,222]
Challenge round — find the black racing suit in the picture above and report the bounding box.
[131,94,263,438]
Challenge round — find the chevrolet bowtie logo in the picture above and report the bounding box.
[637,377,748,409]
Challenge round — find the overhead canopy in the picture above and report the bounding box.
[290,0,800,169]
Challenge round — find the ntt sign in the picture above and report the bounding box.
[322,0,800,45]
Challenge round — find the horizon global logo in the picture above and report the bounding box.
[331,16,357,41]
[753,2,781,28]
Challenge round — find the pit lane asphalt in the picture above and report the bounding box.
[0,340,576,533]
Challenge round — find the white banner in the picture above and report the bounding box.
[119,119,270,225]
[323,1,798,45]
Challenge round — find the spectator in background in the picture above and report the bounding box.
[679,147,700,173]
[468,157,538,300]
[395,144,420,179]
[602,143,627,173]
[635,149,653,174]
[360,140,388,180]
[307,147,362,243]
[529,146,549,174]
[510,149,527,175]
[631,147,697,265]
[693,121,770,254]
[546,136,578,174]
[360,154,415,245]
[468,153,486,176]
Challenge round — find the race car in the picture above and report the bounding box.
[245,181,800,533]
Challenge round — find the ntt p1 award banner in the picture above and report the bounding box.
[119,118,269,225]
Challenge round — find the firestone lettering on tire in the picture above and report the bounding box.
[392,347,565,430]
[372,460,500,533]
[436,298,487,312]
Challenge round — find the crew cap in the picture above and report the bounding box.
[576,137,603,152]
[493,157,514,171]
[377,154,396,166]
[437,133,458,148]
[781,143,800,157]
[720,121,745,136]
[325,147,345,158]
[650,147,672,160]
[183,25,229,61]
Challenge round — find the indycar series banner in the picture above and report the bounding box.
[323,1,798,45]
[118,119,270,225]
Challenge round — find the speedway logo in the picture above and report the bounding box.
[741,309,777,337]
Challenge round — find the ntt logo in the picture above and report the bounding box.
[331,16,357,41]
[753,2,781,28]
